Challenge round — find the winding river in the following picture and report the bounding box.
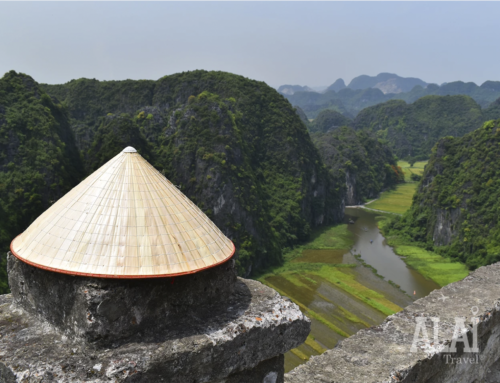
[345,207,440,299]
[279,207,440,371]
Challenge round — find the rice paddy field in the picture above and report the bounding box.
[255,223,412,372]
[397,160,428,182]
[365,160,428,215]
[366,182,417,214]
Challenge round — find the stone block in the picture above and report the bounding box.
[7,252,237,346]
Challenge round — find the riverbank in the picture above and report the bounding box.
[355,160,468,286]
[378,218,469,287]
[255,219,413,372]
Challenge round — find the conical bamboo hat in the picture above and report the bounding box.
[10,147,235,278]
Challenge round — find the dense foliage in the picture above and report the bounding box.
[309,109,353,133]
[383,120,500,269]
[40,70,343,276]
[0,71,84,293]
[353,96,487,159]
[42,78,156,155]
[484,97,500,121]
[294,106,310,128]
[311,126,403,204]
[86,113,155,171]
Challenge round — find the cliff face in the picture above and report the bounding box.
[390,120,500,269]
[311,126,403,206]
[34,70,344,275]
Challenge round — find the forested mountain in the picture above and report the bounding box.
[0,71,85,293]
[353,95,489,159]
[284,78,500,119]
[309,109,353,133]
[312,126,403,205]
[294,106,310,128]
[0,70,346,280]
[383,120,500,269]
[484,97,500,121]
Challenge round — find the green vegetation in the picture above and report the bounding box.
[368,183,417,215]
[293,106,310,129]
[309,109,352,133]
[312,126,404,204]
[381,120,500,270]
[363,161,427,215]
[378,219,469,286]
[354,96,487,159]
[257,224,401,316]
[398,160,427,182]
[0,71,84,293]
[257,223,404,370]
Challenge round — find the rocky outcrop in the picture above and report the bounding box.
[286,262,500,383]
[432,207,461,246]
[312,126,402,206]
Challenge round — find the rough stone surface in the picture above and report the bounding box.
[7,252,237,346]
[0,277,309,382]
[285,262,500,383]
[215,355,284,383]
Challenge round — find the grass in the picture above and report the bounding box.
[398,160,427,182]
[367,183,418,214]
[274,224,355,265]
[363,161,428,215]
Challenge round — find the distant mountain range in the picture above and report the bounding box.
[278,73,500,118]
[279,73,427,96]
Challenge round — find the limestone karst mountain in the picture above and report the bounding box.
[1,70,345,284]
[347,73,428,94]
[353,95,488,159]
[383,119,500,269]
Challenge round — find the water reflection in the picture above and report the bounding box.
[345,207,439,298]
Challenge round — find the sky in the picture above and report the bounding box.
[1,2,499,89]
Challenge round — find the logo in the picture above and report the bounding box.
[410,303,480,363]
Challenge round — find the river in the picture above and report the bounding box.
[272,207,440,372]
[345,207,440,299]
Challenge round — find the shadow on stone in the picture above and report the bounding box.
[7,253,252,347]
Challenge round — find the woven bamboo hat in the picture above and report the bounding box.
[10,147,235,278]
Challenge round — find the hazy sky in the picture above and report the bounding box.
[1,2,499,88]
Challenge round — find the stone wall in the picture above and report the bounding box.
[285,262,500,383]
